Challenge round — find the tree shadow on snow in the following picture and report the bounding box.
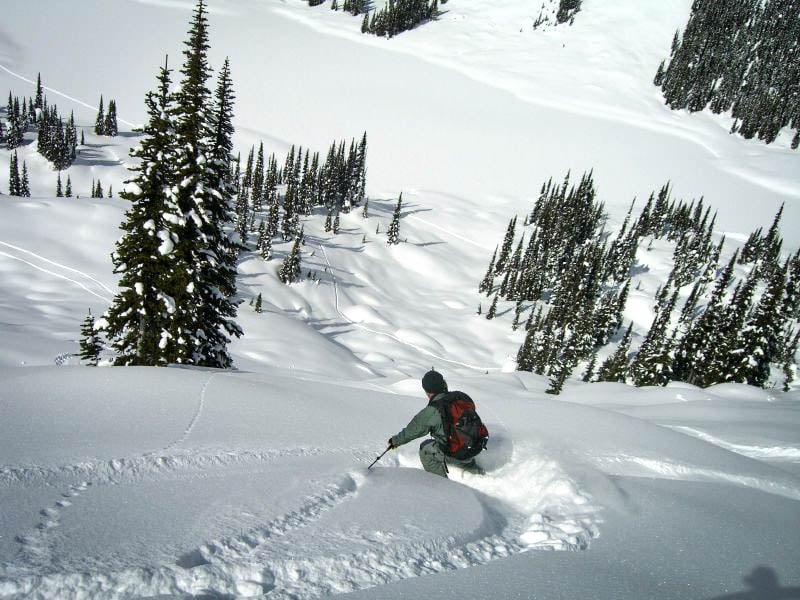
[705,567,800,599]
[74,147,122,167]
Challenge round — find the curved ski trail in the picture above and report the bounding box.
[0,240,114,303]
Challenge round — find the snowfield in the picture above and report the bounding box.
[1,367,799,598]
[1,0,799,598]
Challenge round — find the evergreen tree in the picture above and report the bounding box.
[65,174,72,197]
[103,57,180,365]
[34,73,44,110]
[56,171,63,197]
[479,247,498,294]
[387,192,403,244]
[79,309,103,366]
[736,260,788,387]
[279,227,303,284]
[94,95,105,135]
[8,151,20,195]
[254,292,263,313]
[630,290,678,387]
[494,216,517,272]
[486,293,499,320]
[596,322,634,383]
[20,161,30,197]
[168,0,241,367]
[104,99,118,136]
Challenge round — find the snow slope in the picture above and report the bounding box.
[1,367,798,598]
[1,0,799,598]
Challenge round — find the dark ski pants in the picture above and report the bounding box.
[419,439,477,478]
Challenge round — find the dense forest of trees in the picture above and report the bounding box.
[481,172,799,394]
[534,0,583,29]
[233,132,368,251]
[2,73,119,194]
[309,0,442,37]
[654,0,800,148]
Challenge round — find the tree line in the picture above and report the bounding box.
[309,0,444,38]
[480,171,799,394]
[2,73,119,194]
[654,0,800,148]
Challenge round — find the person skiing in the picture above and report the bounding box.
[387,369,488,478]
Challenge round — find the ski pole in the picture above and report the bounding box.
[367,445,392,470]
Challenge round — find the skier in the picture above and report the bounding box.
[388,370,488,478]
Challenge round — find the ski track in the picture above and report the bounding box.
[0,465,598,599]
[0,240,114,303]
[667,426,800,462]
[596,453,800,501]
[319,244,502,373]
[1,376,598,598]
[0,63,137,128]
[154,371,215,455]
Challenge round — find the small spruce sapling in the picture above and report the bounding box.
[387,193,402,245]
[79,310,102,366]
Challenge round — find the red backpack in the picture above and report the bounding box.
[433,391,489,460]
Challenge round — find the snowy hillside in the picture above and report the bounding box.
[1,0,799,598]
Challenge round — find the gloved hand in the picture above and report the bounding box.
[387,437,396,449]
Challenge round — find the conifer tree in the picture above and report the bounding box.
[104,99,118,136]
[479,247,498,294]
[8,151,20,195]
[20,162,30,197]
[56,171,63,197]
[279,227,303,284]
[596,322,633,383]
[169,0,241,367]
[387,192,403,244]
[79,309,103,366]
[736,260,788,387]
[486,293,499,320]
[103,57,180,365]
[494,216,517,272]
[94,95,105,135]
[65,174,72,197]
[630,289,678,387]
[34,73,44,110]
[362,197,369,219]
[254,292,263,313]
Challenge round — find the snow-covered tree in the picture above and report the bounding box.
[387,192,403,245]
[94,95,105,135]
[165,0,241,367]
[104,99,118,137]
[8,151,20,195]
[103,57,181,365]
[79,309,103,366]
[279,227,303,284]
[20,161,30,197]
